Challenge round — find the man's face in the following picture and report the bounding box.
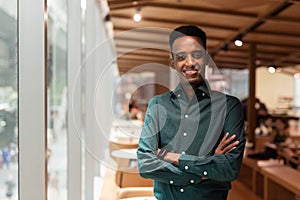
[170,36,206,88]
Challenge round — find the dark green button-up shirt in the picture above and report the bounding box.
[137,83,246,200]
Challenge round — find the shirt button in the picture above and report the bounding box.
[181,151,185,154]
[183,132,187,137]
[184,114,189,118]
[180,188,184,193]
[202,93,205,96]
[177,94,181,97]
[185,165,189,170]
[203,171,208,176]
[190,180,195,183]
[170,180,174,184]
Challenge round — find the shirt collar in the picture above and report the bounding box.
[170,79,211,99]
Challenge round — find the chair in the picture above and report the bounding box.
[115,168,154,199]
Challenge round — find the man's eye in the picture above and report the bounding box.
[192,51,204,59]
[176,54,186,61]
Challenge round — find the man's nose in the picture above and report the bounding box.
[185,54,195,66]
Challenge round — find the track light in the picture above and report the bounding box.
[234,34,243,47]
[268,65,282,73]
[268,66,276,73]
[234,38,243,47]
[133,7,142,22]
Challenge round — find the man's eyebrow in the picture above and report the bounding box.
[174,49,204,54]
[174,51,186,54]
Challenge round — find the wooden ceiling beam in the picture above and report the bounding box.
[110,1,257,19]
[111,14,239,32]
[211,1,293,54]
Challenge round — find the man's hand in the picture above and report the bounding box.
[156,149,180,165]
[156,132,239,166]
[215,132,239,154]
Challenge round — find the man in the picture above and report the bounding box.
[137,25,245,200]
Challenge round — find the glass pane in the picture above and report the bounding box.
[47,1,68,199]
[0,1,18,199]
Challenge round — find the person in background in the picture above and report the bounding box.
[242,97,269,127]
[255,98,269,127]
[271,118,290,144]
[2,147,10,169]
[121,100,142,120]
[5,174,15,199]
[249,118,288,160]
[129,103,141,120]
[137,25,245,200]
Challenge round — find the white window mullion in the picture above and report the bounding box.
[19,0,47,199]
[67,0,82,199]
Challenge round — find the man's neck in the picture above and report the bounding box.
[180,80,207,101]
[181,83,197,101]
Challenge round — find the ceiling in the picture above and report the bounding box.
[107,0,300,76]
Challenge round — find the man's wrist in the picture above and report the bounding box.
[165,152,179,165]
[157,148,170,160]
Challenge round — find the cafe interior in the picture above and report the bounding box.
[4,0,300,199]
[102,0,300,200]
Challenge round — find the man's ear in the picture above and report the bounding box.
[169,58,175,69]
[169,54,175,69]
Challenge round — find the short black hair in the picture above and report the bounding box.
[169,25,207,50]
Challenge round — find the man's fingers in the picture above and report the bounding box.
[218,133,229,150]
[222,141,239,153]
[220,132,229,143]
[156,148,161,156]
[226,147,237,154]
[219,134,236,149]
[215,133,240,154]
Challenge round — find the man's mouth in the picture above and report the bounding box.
[183,69,199,76]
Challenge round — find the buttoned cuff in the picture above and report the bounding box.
[178,154,211,179]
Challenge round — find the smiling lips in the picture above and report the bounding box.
[183,69,199,76]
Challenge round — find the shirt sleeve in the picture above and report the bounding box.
[178,97,246,182]
[137,97,203,186]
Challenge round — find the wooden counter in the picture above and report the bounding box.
[238,149,283,198]
[261,165,300,200]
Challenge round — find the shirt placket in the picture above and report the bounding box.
[179,99,200,193]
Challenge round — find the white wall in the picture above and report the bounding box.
[256,67,294,111]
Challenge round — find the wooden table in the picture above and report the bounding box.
[111,148,137,160]
[111,148,138,168]
[238,149,283,198]
[261,165,300,200]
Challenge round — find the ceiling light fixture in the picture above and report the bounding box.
[294,73,300,79]
[234,38,243,47]
[133,7,142,23]
[268,66,276,73]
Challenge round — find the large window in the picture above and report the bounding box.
[47,0,68,199]
[0,1,18,199]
